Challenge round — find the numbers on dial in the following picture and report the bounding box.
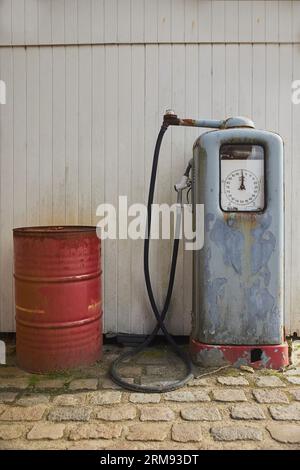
[224,169,260,206]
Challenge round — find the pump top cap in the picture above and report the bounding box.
[223,116,255,129]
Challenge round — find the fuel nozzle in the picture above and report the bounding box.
[174,175,190,192]
[174,160,193,206]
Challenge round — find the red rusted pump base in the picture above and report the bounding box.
[190,339,289,370]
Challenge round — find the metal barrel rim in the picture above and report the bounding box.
[13,225,97,235]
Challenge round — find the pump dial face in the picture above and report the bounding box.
[220,145,265,212]
[225,169,260,206]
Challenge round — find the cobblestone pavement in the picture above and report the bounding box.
[0,338,300,450]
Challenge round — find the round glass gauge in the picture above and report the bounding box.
[220,144,265,212]
[224,169,260,206]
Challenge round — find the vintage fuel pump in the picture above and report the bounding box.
[110,110,288,393]
[190,118,288,369]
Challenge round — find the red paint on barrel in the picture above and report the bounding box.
[13,226,102,373]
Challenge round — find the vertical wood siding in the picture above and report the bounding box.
[0,0,299,46]
[0,0,300,335]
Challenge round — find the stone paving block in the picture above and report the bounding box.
[140,377,174,387]
[267,424,300,443]
[255,376,286,388]
[181,406,221,421]
[217,376,249,386]
[0,367,29,377]
[102,351,119,363]
[83,365,108,378]
[17,395,50,406]
[0,392,18,403]
[164,390,210,402]
[146,366,169,376]
[129,393,161,404]
[68,423,122,441]
[34,379,67,390]
[66,441,111,450]
[212,389,247,402]
[252,389,289,404]
[48,406,91,422]
[211,425,263,441]
[88,391,122,405]
[27,423,65,440]
[126,423,170,441]
[0,424,25,440]
[286,377,300,385]
[290,389,300,401]
[0,440,69,450]
[0,405,47,421]
[187,378,211,387]
[52,394,86,406]
[0,378,28,390]
[136,351,169,365]
[69,379,98,391]
[172,423,202,443]
[119,366,143,378]
[230,404,266,420]
[101,378,134,390]
[96,405,137,421]
[140,406,175,422]
[107,441,160,451]
[239,365,255,374]
[283,368,300,376]
[269,403,300,420]
[100,379,121,390]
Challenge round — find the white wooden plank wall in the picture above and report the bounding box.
[0,0,299,335]
[0,0,299,45]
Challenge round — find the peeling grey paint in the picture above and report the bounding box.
[251,213,276,276]
[210,218,244,274]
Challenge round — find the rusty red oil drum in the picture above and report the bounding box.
[13,226,102,373]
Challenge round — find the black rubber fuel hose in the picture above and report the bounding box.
[109,123,193,392]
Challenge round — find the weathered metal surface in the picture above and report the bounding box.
[178,116,254,129]
[163,110,225,129]
[13,226,102,373]
[179,118,223,128]
[223,117,255,129]
[190,340,289,369]
[191,128,285,350]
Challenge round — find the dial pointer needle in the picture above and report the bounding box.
[239,170,246,190]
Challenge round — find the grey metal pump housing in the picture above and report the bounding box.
[191,122,284,353]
